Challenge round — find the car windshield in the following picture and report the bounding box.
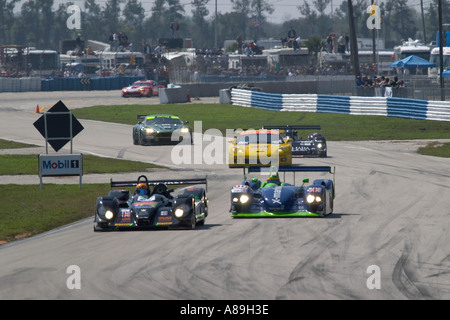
[237,133,284,145]
[135,81,156,86]
[145,116,183,126]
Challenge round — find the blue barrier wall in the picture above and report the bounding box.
[251,91,283,111]
[231,89,450,122]
[386,97,428,120]
[40,76,145,91]
[317,95,351,114]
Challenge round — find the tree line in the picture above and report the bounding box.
[0,0,449,53]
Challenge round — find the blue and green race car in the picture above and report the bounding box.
[230,166,335,218]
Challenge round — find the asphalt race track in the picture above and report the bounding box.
[0,91,449,300]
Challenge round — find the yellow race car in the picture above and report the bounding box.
[228,129,292,167]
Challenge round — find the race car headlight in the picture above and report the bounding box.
[145,128,155,134]
[317,143,323,149]
[306,194,315,204]
[306,194,322,203]
[240,195,250,204]
[232,197,239,203]
[181,128,189,133]
[174,208,184,218]
[105,210,114,220]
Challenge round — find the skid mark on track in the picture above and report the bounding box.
[392,235,434,299]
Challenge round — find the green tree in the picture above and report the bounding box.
[191,0,210,48]
[103,0,124,35]
[250,0,274,40]
[385,0,418,42]
[305,35,325,66]
[0,0,20,44]
[231,0,251,40]
[122,0,146,48]
[83,0,104,43]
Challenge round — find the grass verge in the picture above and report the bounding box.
[417,141,450,157]
[72,103,450,141]
[0,154,163,175]
[0,184,109,243]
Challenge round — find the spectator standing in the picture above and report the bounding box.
[75,33,82,55]
[236,34,243,54]
[287,26,296,48]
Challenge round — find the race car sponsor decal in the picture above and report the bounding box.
[232,185,249,193]
[307,186,322,192]
[121,210,131,218]
[134,201,158,207]
[292,146,311,152]
[116,209,131,223]
[273,186,282,199]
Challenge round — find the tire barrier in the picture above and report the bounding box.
[230,89,450,122]
[0,77,41,92]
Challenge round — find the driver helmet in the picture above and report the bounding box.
[136,183,148,196]
[267,174,280,185]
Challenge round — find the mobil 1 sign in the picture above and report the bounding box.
[38,154,83,188]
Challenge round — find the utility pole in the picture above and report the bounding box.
[348,0,360,78]
[420,0,427,43]
[438,0,445,100]
[214,0,218,48]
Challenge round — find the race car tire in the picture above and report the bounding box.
[189,208,197,230]
[139,132,147,146]
[133,130,139,145]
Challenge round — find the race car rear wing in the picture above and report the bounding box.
[248,166,333,173]
[110,177,208,191]
[246,165,335,188]
[263,125,322,131]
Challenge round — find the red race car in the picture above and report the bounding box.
[121,80,164,98]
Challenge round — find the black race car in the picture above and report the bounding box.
[264,125,327,157]
[94,175,208,231]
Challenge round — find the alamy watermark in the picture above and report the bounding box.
[366,265,381,289]
[66,265,81,290]
[66,5,81,30]
[170,121,280,167]
[366,2,382,30]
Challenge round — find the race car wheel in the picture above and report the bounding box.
[139,132,146,146]
[188,198,197,229]
[133,130,139,145]
[189,211,196,230]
